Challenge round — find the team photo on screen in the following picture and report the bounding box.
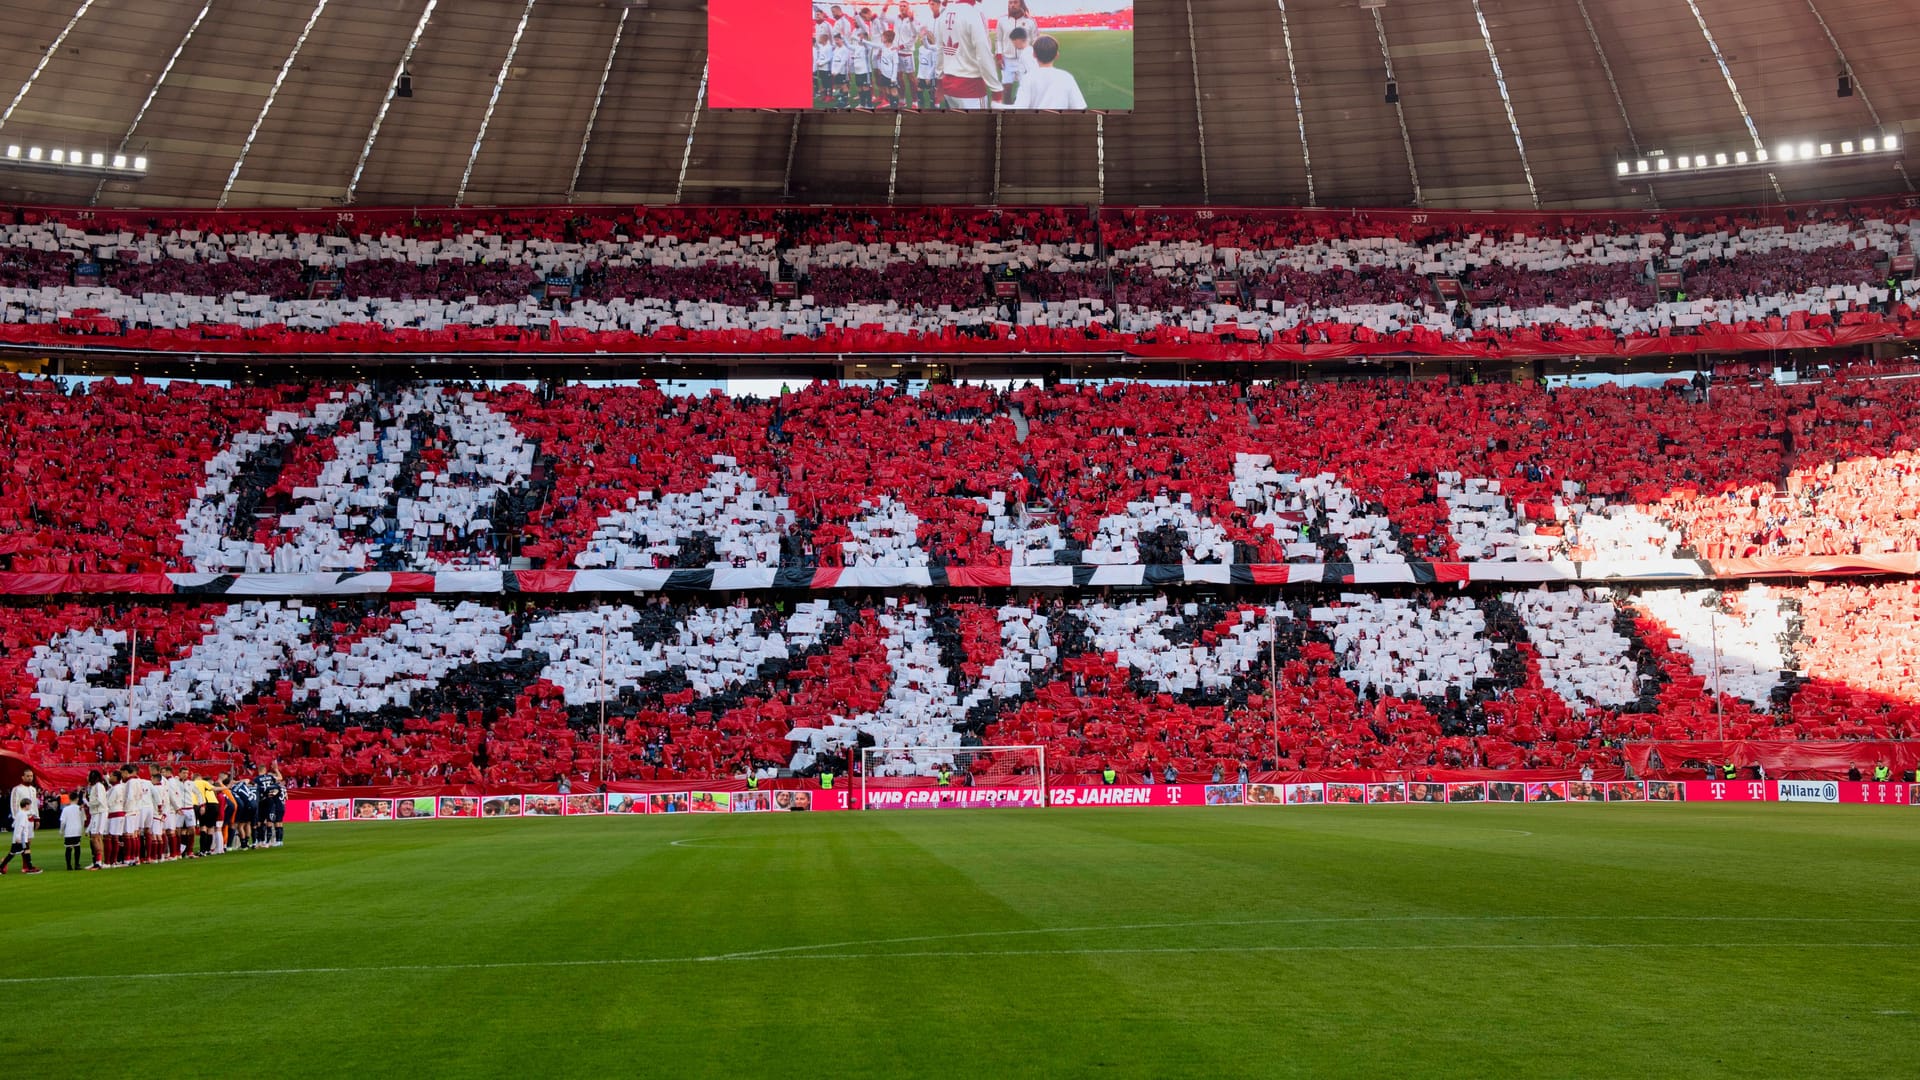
[711,0,1132,111]
[812,1,1131,111]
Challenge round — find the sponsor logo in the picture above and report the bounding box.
[1776,780,1839,803]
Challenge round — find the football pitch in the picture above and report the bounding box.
[9,804,1915,1078]
[1047,30,1132,111]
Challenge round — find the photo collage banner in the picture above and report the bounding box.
[288,781,1915,823]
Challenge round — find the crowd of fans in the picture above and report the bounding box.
[0,192,1917,789]
[0,580,1913,789]
[1,200,1915,354]
[2,371,1920,575]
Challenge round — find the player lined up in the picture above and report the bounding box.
[813,1,1084,110]
[1,763,288,876]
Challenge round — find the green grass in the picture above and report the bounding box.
[10,804,1918,1077]
[1043,30,1133,111]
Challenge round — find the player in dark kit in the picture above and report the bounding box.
[231,773,259,850]
[255,766,286,848]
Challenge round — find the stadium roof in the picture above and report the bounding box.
[0,0,1912,212]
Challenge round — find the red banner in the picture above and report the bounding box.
[1626,741,1919,780]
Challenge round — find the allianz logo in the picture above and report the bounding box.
[1778,781,1838,801]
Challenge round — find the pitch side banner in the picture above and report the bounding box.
[1681,780,1911,804]
[286,781,1910,822]
[1048,784,1220,808]
[861,787,1045,809]
[708,0,1135,112]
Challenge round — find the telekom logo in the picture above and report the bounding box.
[1165,787,1182,804]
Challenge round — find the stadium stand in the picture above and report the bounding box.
[4,372,1920,575]
[1,583,1915,785]
[2,200,1916,358]
[0,370,1915,785]
[4,188,1920,785]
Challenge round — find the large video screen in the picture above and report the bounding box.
[709,1,1134,112]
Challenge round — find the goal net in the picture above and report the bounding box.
[859,745,1048,810]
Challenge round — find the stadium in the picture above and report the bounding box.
[1,0,1918,1074]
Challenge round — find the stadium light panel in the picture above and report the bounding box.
[3,145,16,159]
[112,154,126,168]
[27,146,42,160]
[134,156,147,170]
[49,149,63,163]
[1613,132,1889,179]
[89,152,103,166]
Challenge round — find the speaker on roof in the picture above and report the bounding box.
[1385,80,1399,104]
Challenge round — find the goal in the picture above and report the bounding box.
[859,745,1048,810]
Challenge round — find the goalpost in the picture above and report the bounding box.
[858,745,1048,810]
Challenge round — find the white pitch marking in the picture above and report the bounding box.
[2,916,1914,986]
[770,942,1912,963]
